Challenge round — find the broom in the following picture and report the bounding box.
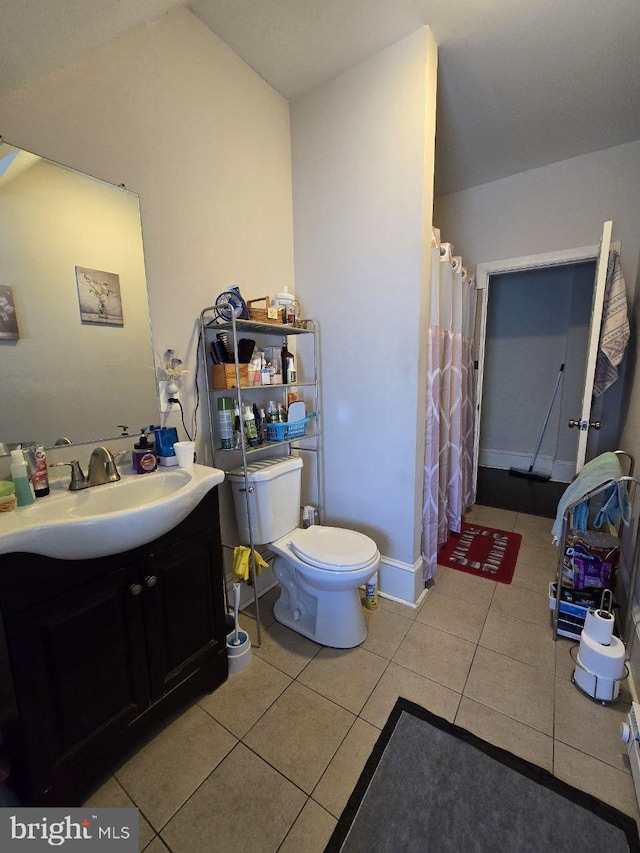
[509,363,565,482]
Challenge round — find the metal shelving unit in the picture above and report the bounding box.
[199,309,321,646]
[552,450,640,648]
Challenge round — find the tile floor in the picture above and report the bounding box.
[85,504,640,852]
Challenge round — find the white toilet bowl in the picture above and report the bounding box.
[270,526,380,648]
[227,457,380,648]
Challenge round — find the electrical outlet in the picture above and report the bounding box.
[158,380,180,414]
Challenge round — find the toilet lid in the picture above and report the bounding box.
[289,526,378,570]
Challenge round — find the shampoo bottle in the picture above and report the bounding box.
[25,444,50,497]
[244,406,259,447]
[217,397,234,450]
[10,450,36,507]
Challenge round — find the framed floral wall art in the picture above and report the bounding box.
[0,285,19,340]
[75,266,124,326]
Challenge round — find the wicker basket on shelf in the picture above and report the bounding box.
[247,296,285,324]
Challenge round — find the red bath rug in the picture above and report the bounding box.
[438,523,521,585]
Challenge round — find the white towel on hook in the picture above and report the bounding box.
[593,250,629,396]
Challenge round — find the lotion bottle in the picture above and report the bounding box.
[10,450,36,507]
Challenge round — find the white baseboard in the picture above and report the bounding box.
[378,554,424,607]
[479,449,573,483]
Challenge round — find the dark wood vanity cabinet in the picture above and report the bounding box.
[0,487,228,806]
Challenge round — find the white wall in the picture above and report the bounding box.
[0,6,295,465]
[291,28,438,590]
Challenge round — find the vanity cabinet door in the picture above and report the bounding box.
[5,562,150,803]
[143,532,225,702]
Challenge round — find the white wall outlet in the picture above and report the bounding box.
[158,380,180,413]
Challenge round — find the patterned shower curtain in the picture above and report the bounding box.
[421,230,477,582]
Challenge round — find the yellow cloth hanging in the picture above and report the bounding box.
[232,546,269,581]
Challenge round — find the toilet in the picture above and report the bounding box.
[228,456,380,648]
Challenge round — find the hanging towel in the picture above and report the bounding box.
[593,251,629,396]
[232,546,269,581]
[551,452,630,543]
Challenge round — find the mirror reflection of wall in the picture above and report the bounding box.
[0,143,158,452]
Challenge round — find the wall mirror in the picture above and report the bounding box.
[0,140,158,453]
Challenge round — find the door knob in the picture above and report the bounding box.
[568,419,581,429]
[145,575,158,588]
[568,418,601,431]
[130,583,143,596]
[590,421,602,430]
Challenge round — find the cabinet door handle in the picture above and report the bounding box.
[130,583,143,596]
[145,575,158,588]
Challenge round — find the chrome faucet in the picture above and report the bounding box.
[51,446,122,490]
[87,446,121,487]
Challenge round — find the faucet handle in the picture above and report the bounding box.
[50,460,87,490]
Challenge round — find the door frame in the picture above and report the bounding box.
[473,240,620,489]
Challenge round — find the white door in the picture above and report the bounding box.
[572,220,612,473]
[473,221,613,487]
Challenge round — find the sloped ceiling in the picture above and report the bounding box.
[1,0,639,195]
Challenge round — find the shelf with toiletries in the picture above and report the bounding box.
[198,305,321,647]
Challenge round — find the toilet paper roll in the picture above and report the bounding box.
[578,631,625,681]
[574,653,621,702]
[583,607,615,646]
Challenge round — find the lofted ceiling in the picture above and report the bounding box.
[1,1,639,195]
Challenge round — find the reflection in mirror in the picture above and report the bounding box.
[0,141,158,453]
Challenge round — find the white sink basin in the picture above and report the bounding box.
[0,463,225,560]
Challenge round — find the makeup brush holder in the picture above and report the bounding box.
[226,630,252,674]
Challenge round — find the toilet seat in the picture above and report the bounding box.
[287,526,378,571]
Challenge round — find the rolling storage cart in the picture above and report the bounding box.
[552,450,640,650]
[199,306,321,646]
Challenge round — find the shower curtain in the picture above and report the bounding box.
[421,229,476,582]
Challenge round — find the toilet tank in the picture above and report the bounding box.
[227,456,303,545]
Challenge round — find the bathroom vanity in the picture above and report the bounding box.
[0,486,228,806]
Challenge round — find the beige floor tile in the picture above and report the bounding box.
[479,609,556,672]
[84,776,155,851]
[464,646,555,735]
[433,567,496,608]
[199,656,291,738]
[297,646,387,713]
[312,717,380,818]
[161,743,306,853]
[241,597,276,630]
[361,606,413,659]
[376,595,419,620]
[360,662,461,729]
[490,583,551,628]
[393,621,476,692]
[554,741,640,824]
[555,639,578,679]
[464,505,519,531]
[514,513,556,539]
[115,705,236,830]
[455,696,554,772]
[511,559,557,595]
[253,620,321,677]
[417,587,488,643]
[243,681,354,793]
[279,799,337,853]
[554,677,631,773]
[517,540,558,570]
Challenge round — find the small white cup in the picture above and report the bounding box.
[173,441,195,468]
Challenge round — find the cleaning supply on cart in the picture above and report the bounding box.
[232,546,269,581]
[243,405,259,447]
[561,530,619,590]
[10,449,35,507]
[217,398,234,450]
[552,452,629,543]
